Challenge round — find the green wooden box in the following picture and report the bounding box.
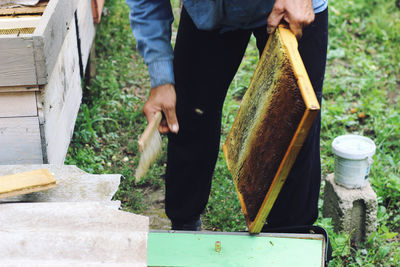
[148,231,326,266]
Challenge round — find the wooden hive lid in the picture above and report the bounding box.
[223,25,320,234]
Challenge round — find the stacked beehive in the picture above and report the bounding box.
[0,0,96,164]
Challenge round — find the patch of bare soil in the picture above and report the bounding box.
[140,187,171,230]
[387,88,400,105]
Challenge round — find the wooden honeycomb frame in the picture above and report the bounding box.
[223,25,320,234]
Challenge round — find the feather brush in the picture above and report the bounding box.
[135,111,163,182]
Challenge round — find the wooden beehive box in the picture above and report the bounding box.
[148,231,326,267]
[0,0,95,164]
[223,26,320,234]
[0,0,79,87]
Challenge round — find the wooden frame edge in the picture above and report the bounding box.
[221,143,230,171]
[278,26,320,110]
[247,27,321,233]
[233,179,250,225]
[223,26,321,234]
[32,0,57,36]
[0,85,39,93]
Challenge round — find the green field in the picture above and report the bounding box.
[66,0,400,265]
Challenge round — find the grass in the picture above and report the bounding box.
[66,0,400,265]
[318,1,400,265]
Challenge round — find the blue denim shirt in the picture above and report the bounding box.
[126,0,328,88]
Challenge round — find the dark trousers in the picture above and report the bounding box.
[166,8,328,227]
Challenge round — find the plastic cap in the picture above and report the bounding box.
[332,134,376,160]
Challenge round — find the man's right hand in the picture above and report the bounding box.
[142,83,179,134]
[267,0,315,39]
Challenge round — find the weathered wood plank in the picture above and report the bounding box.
[0,16,41,29]
[0,168,56,199]
[40,16,82,164]
[0,36,37,86]
[0,164,121,202]
[32,35,45,83]
[77,0,95,72]
[0,116,43,164]
[0,1,47,15]
[0,85,39,93]
[33,0,78,84]
[0,202,148,266]
[0,91,37,117]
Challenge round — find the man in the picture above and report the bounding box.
[126,0,328,230]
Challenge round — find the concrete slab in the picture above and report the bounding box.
[0,164,120,202]
[0,202,146,231]
[0,202,148,266]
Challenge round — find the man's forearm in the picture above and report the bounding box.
[126,0,175,88]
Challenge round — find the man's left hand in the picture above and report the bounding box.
[267,0,315,39]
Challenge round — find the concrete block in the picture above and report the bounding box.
[0,164,121,203]
[322,173,378,243]
[0,202,149,266]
